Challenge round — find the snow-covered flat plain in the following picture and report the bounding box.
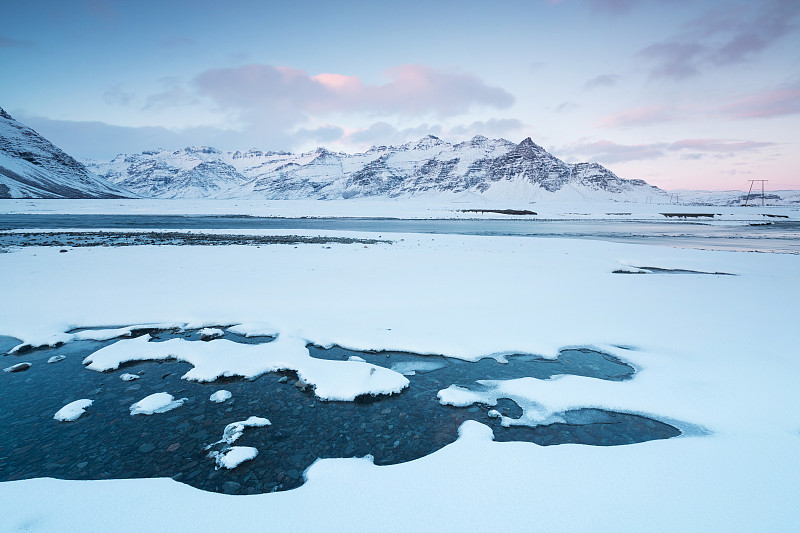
[1,203,799,531]
[1,197,798,220]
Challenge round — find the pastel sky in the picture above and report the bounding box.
[2,0,799,190]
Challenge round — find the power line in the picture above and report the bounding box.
[743,180,768,206]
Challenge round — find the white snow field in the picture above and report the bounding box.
[1,203,799,531]
[1,197,799,219]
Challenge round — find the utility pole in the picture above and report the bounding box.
[743,180,768,206]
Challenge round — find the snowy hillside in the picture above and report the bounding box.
[85,135,667,202]
[671,189,800,206]
[0,107,132,199]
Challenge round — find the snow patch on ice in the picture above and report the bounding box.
[390,360,447,376]
[54,399,93,421]
[83,334,409,401]
[227,322,279,337]
[120,373,139,381]
[129,392,187,415]
[438,385,497,408]
[209,390,232,403]
[199,327,224,340]
[209,446,258,469]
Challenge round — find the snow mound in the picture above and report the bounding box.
[129,392,187,415]
[54,399,93,421]
[199,328,224,340]
[120,373,139,381]
[209,446,258,469]
[457,420,495,442]
[47,355,66,364]
[209,390,232,403]
[438,385,496,407]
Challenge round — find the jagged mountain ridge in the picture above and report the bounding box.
[85,135,666,201]
[0,107,132,199]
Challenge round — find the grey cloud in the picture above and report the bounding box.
[344,122,443,147]
[102,84,134,106]
[639,0,800,80]
[144,85,198,110]
[637,42,705,80]
[15,114,253,160]
[583,74,621,90]
[449,118,525,138]
[160,37,195,49]
[554,101,579,113]
[290,125,346,145]
[586,0,638,14]
[560,137,775,164]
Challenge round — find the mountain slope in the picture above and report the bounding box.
[85,135,667,201]
[0,107,132,199]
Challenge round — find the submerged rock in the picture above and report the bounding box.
[3,362,31,373]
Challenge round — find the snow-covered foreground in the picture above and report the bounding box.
[1,227,799,531]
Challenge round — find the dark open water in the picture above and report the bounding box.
[1,214,798,253]
[1,328,681,495]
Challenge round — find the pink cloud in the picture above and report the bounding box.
[193,63,513,121]
[667,139,776,152]
[596,105,674,128]
[598,80,800,129]
[716,84,800,119]
[560,138,776,164]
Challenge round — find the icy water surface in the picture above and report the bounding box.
[1,214,798,253]
[0,329,679,495]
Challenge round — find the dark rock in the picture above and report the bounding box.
[221,481,241,494]
[3,362,32,373]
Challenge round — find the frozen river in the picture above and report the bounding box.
[1,213,799,253]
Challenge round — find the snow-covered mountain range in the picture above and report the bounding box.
[0,107,132,199]
[85,136,667,202]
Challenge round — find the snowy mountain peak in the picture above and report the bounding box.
[0,107,11,120]
[85,134,666,202]
[517,137,545,151]
[180,146,221,156]
[403,135,449,151]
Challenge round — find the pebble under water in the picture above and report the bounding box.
[0,329,680,495]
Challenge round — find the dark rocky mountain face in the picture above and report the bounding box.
[0,106,132,199]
